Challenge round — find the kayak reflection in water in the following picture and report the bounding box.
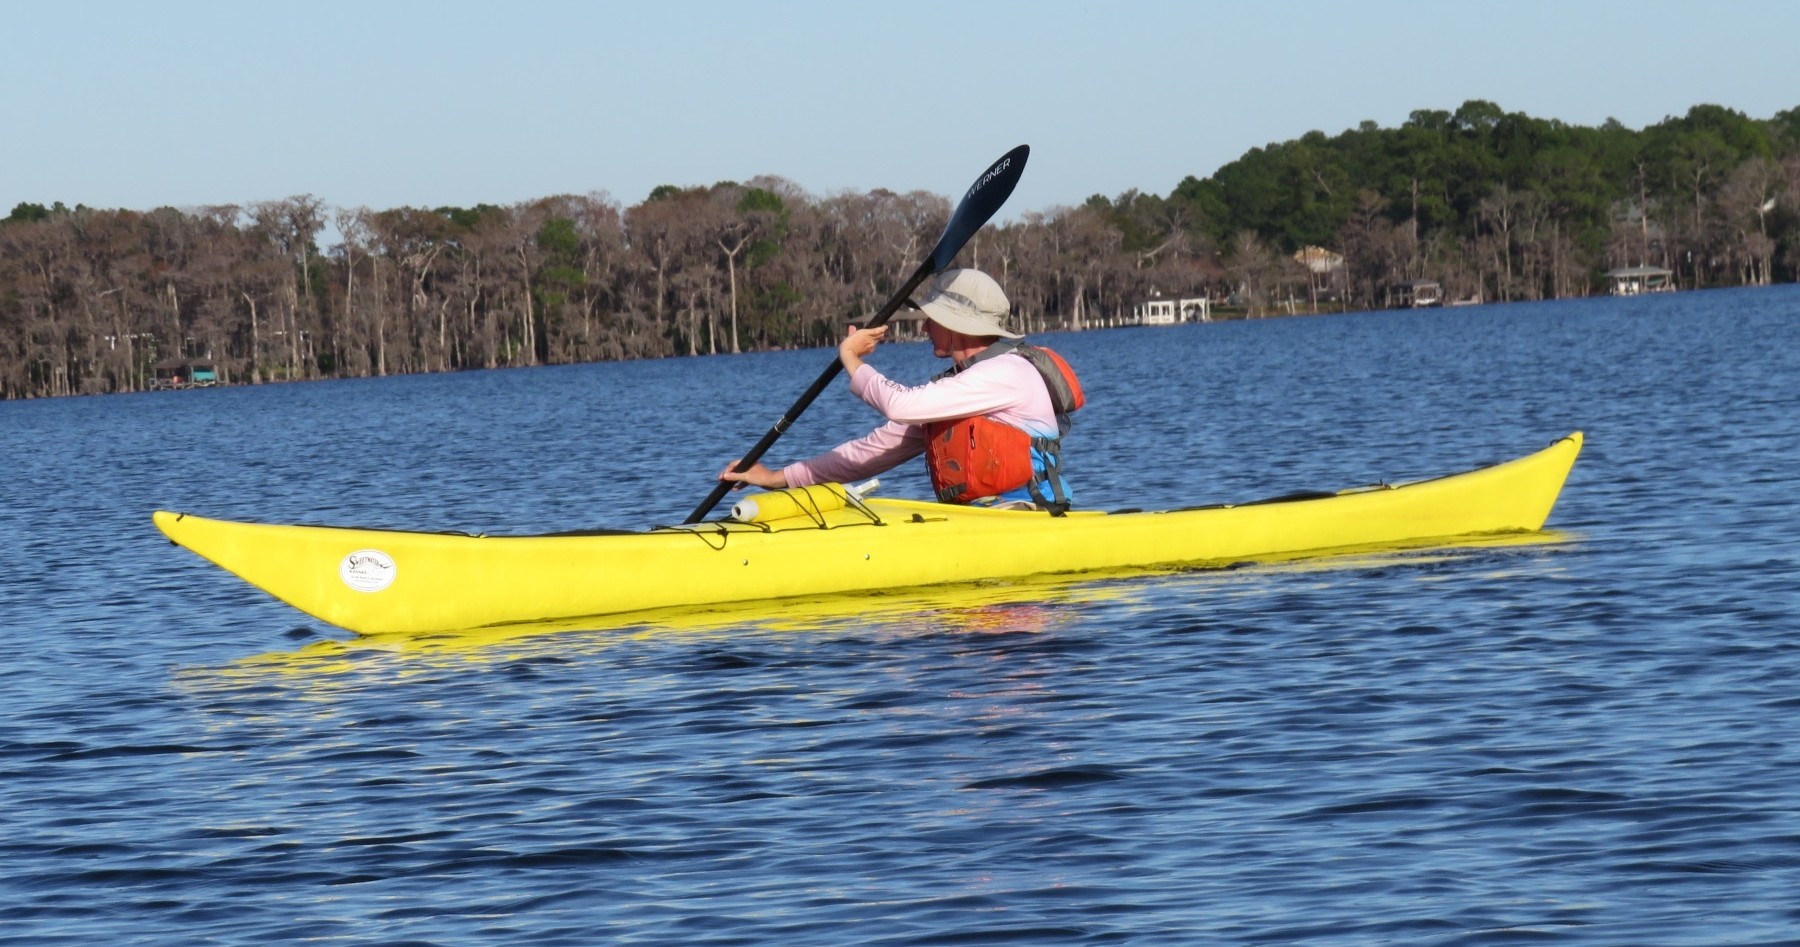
[719,268,1085,514]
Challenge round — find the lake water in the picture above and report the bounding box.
[2,286,1797,945]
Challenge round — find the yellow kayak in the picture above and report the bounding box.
[154,432,1582,635]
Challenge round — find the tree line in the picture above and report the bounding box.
[3,100,1797,399]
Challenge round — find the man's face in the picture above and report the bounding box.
[925,319,954,358]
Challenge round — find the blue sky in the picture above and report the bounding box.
[5,0,1797,222]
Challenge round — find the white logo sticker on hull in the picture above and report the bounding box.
[340,549,397,593]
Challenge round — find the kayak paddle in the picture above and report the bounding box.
[684,144,1030,524]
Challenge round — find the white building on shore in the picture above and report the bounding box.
[1129,293,1211,325]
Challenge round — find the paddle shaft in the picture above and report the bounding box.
[684,145,1029,525]
[683,258,935,524]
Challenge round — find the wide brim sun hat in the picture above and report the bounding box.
[907,268,1022,339]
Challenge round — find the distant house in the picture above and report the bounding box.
[1130,293,1211,325]
[1390,279,1443,308]
[152,358,219,389]
[1294,246,1346,305]
[1605,266,1674,296]
[1293,246,1344,275]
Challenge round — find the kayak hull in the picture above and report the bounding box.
[154,432,1582,635]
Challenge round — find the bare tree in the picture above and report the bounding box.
[1226,230,1284,316]
[1718,157,1784,284]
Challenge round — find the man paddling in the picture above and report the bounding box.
[719,268,1084,513]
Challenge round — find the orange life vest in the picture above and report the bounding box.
[923,341,1084,513]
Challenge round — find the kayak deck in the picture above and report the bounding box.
[154,432,1582,635]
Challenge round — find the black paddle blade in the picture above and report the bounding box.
[929,144,1029,271]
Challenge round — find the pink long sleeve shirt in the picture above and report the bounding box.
[782,353,1060,489]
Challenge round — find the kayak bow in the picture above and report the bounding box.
[155,432,1582,635]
